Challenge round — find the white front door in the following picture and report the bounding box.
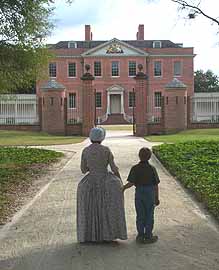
[110,94,121,114]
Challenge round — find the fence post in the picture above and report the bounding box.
[164,78,187,133]
[134,64,148,136]
[40,80,66,135]
[81,64,95,136]
[38,97,42,131]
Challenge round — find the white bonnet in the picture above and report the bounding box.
[89,127,106,142]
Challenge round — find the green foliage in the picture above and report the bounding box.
[195,69,219,92]
[0,0,73,92]
[145,129,219,143]
[0,147,63,222]
[153,141,219,219]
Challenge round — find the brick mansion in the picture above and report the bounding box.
[36,24,195,135]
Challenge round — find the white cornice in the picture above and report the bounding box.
[81,38,148,57]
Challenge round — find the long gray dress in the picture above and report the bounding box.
[77,143,127,242]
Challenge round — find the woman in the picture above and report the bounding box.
[77,127,127,243]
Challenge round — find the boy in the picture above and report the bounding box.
[122,147,160,244]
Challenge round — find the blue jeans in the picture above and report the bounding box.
[135,185,155,238]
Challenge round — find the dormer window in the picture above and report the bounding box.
[153,41,162,48]
[68,41,77,48]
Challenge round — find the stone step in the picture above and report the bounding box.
[102,114,129,125]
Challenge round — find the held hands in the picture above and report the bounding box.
[155,198,160,206]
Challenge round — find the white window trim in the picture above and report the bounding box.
[49,62,57,78]
[153,60,163,78]
[173,60,183,77]
[67,62,77,78]
[153,41,162,48]
[111,61,120,77]
[94,61,102,77]
[154,91,162,108]
[128,61,137,77]
[68,41,77,49]
[68,93,77,109]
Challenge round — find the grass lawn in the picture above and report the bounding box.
[0,147,63,224]
[145,129,219,143]
[153,141,219,220]
[0,130,85,146]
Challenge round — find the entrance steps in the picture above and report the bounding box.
[102,114,129,125]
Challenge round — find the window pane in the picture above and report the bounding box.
[129,92,136,107]
[154,92,162,107]
[129,61,136,76]
[95,92,102,108]
[49,63,56,77]
[112,61,119,76]
[154,61,162,76]
[68,63,76,77]
[94,61,101,76]
[69,93,76,108]
[174,61,182,76]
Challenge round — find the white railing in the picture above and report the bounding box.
[0,94,39,125]
[191,94,219,123]
[97,113,108,124]
[124,113,133,123]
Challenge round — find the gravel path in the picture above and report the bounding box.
[0,130,218,270]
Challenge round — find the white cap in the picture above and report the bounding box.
[89,127,106,142]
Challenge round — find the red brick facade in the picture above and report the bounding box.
[36,24,195,135]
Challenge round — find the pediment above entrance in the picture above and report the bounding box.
[82,38,148,57]
[107,85,124,93]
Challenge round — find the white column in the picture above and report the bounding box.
[107,92,110,114]
[121,92,124,114]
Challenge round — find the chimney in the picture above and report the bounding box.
[137,24,144,40]
[85,25,92,41]
[136,32,139,40]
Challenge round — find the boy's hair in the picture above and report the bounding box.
[139,147,152,161]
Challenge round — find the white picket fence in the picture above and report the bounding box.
[0,94,39,125]
[191,93,219,123]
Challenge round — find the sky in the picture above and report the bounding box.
[47,0,219,75]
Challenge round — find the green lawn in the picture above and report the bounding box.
[146,129,219,143]
[0,130,85,146]
[0,147,63,224]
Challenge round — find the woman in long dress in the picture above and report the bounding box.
[77,127,127,243]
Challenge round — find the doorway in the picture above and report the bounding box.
[110,94,121,114]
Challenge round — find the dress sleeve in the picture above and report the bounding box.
[108,149,119,174]
[80,150,89,174]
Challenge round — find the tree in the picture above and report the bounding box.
[171,0,219,27]
[194,69,219,92]
[0,0,72,93]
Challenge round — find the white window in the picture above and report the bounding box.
[174,61,182,76]
[112,61,119,76]
[95,92,102,108]
[94,61,101,77]
[68,41,77,48]
[68,63,76,77]
[129,61,136,76]
[153,41,162,48]
[69,93,76,108]
[154,61,162,77]
[49,63,56,77]
[154,92,162,107]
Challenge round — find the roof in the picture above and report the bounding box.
[40,80,65,90]
[165,78,187,89]
[49,40,182,50]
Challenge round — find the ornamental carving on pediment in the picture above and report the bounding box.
[106,42,124,54]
